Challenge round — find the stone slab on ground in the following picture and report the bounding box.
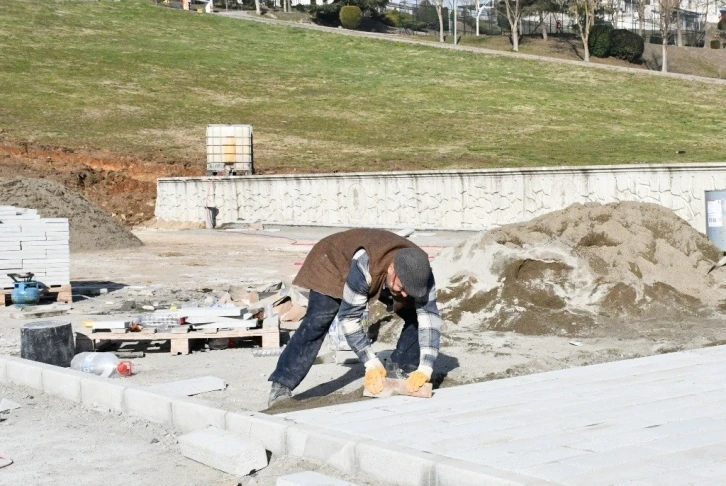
[277,471,358,486]
[178,426,268,477]
[148,376,227,397]
[281,346,726,485]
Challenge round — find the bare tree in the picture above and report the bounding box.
[502,0,537,50]
[657,0,679,71]
[568,0,598,61]
[432,0,446,42]
[254,0,261,15]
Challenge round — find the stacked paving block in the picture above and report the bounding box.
[0,206,70,297]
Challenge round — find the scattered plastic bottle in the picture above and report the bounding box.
[70,352,133,378]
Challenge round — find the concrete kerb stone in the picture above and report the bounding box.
[433,457,547,486]
[286,424,359,473]
[0,354,543,486]
[5,357,53,390]
[123,386,174,425]
[171,396,227,434]
[0,355,8,382]
[355,440,437,486]
[226,411,292,456]
[41,366,83,403]
[80,373,128,412]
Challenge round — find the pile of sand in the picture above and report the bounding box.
[432,202,725,336]
[0,178,143,252]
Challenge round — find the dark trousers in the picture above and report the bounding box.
[268,290,421,390]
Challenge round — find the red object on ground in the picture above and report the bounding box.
[117,361,133,377]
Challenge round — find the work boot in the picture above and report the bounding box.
[268,381,292,407]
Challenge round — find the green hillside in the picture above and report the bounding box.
[0,0,723,172]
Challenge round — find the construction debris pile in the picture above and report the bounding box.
[0,178,142,252]
[432,202,725,337]
[79,280,307,354]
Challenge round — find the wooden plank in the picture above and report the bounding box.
[158,307,244,318]
[186,316,257,327]
[77,327,278,341]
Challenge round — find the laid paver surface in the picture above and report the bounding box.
[281,346,726,485]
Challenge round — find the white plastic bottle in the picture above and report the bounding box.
[70,352,133,378]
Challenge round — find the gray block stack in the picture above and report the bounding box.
[0,206,70,287]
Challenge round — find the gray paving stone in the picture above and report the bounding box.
[646,425,726,453]
[280,346,726,485]
[522,461,590,482]
[559,461,679,486]
[356,441,435,486]
[179,426,267,476]
[277,471,356,486]
[171,396,227,434]
[286,425,357,473]
[558,445,664,470]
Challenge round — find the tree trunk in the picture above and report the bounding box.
[475,0,480,36]
[584,38,590,61]
[512,20,520,51]
[662,39,668,72]
[676,10,683,46]
[436,5,445,42]
[540,11,548,40]
[254,0,261,15]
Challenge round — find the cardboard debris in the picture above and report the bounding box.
[281,303,306,322]
[256,281,283,293]
[273,298,293,316]
[148,376,227,397]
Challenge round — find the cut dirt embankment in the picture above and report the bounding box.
[433,202,726,338]
[0,178,143,252]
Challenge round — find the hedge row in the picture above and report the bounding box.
[587,26,644,63]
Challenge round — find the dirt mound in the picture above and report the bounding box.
[0,178,143,252]
[433,202,725,337]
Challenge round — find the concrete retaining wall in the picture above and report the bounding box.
[155,163,726,232]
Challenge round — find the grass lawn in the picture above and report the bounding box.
[0,0,724,173]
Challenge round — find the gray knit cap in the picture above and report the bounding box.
[394,248,432,301]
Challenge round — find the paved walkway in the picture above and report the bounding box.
[217,11,726,86]
[282,346,726,485]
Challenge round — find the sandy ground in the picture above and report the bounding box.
[3,226,726,414]
[0,380,379,486]
[4,225,726,483]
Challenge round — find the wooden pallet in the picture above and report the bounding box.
[75,326,280,356]
[0,283,72,307]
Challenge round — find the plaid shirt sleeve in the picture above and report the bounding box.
[416,273,442,373]
[337,249,442,372]
[337,249,378,364]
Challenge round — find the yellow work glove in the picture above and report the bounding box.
[406,368,431,394]
[364,358,387,395]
